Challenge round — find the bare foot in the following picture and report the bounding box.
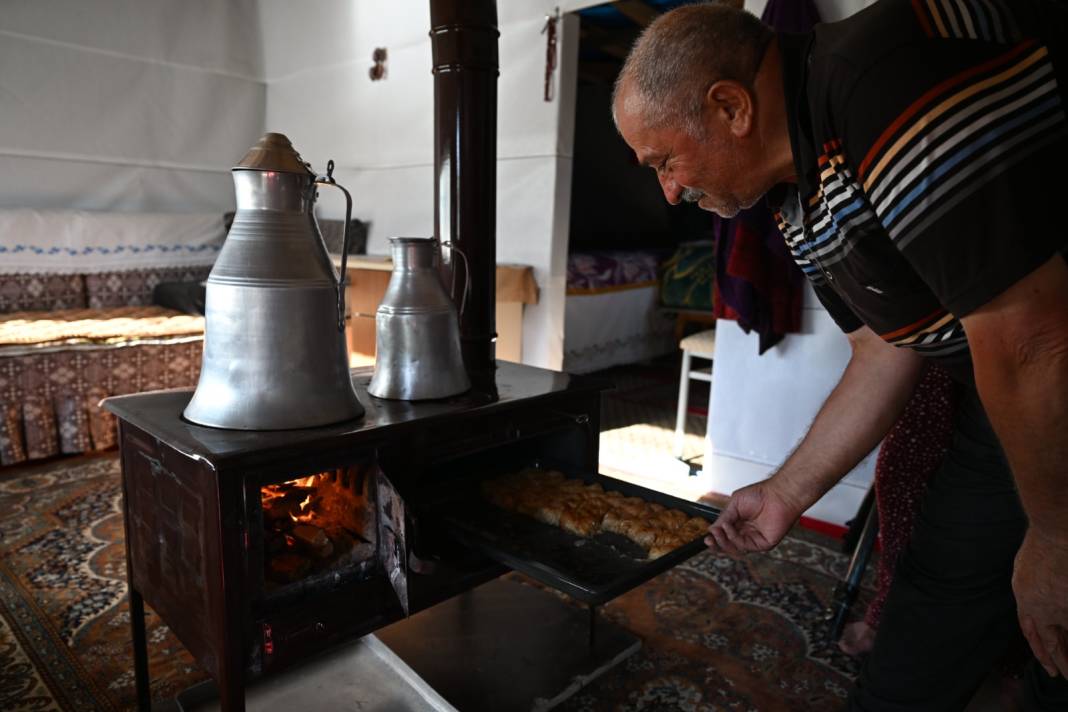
[838,621,876,656]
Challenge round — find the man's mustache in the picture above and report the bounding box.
[680,187,705,203]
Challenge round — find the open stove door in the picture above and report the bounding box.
[376,468,410,616]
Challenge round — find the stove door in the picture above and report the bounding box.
[376,468,409,616]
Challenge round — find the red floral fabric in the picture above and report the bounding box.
[866,364,957,627]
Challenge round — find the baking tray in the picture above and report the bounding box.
[430,466,720,605]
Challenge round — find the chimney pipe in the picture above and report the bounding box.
[429,0,499,375]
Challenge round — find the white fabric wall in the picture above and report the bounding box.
[0,0,266,214]
[747,0,876,22]
[257,1,584,370]
[701,0,880,527]
[705,292,879,527]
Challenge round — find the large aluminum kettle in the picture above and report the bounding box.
[368,237,471,400]
[184,133,365,430]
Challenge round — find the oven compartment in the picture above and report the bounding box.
[429,465,720,605]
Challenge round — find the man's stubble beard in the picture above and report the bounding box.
[703,189,761,218]
[681,184,741,218]
[680,187,705,204]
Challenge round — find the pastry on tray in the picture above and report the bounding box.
[481,469,710,559]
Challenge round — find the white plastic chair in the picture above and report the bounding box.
[673,329,715,459]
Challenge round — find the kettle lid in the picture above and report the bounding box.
[234,132,314,175]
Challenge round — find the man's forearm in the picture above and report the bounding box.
[772,327,925,512]
[963,255,1068,679]
[973,339,1068,536]
[965,255,1068,538]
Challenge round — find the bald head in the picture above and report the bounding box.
[613,4,773,136]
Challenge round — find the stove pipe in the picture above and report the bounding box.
[429,0,499,374]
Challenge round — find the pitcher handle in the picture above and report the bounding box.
[315,160,352,332]
[441,240,471,318]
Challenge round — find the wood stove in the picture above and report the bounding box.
[107,363,608,711]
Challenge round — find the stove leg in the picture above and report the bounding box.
[217,679,246,712]
[217,616,247,712]
[129,587,151,711]
[217,640,247,712]
[587,604,598,651]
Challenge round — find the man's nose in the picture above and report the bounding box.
[658,172,682,205]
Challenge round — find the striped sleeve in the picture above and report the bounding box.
[842,3,1068,317]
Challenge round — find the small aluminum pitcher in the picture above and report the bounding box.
[184,133,364,430]
[368,237,471,400]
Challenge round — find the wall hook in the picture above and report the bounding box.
[370,47,387,81]
[541,7,560,102]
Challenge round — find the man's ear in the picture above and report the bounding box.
[705,80,753,137]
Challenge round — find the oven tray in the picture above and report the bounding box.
[433,468,720,605]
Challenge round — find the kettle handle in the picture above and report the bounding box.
[315,160,352,333]
[441,241,471,318]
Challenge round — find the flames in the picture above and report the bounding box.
[262,474,320,525]
[260,467,376,588]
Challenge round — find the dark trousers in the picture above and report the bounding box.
[848,387,1068,711]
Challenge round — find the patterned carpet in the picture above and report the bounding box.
[0,454,204,711]
[0,453,870,711]
[559,535,868,711]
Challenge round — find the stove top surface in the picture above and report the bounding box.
[104,361,606,468]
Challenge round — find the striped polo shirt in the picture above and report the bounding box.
[774,0,1068,383]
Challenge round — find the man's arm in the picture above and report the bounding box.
[707,326,925,554]
[961,254,1068,679]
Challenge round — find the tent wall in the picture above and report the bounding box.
[0,0,266,214]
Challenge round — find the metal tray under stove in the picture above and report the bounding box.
[432,466,720,605]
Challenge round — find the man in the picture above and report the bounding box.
[613,1,1068,710]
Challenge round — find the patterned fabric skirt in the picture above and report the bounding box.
[0,339,202,466]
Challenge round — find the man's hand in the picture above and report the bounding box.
[1013,529,1068,679]
[703,326,923,558]
[705,478,805,555]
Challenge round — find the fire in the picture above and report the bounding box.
[261,466,374,588]
[289,494,315,523]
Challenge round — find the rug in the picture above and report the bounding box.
[0,454,205,711]
[0,454,871,711]
[558,534,869,712]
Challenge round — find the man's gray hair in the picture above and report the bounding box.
[614,3,773,136]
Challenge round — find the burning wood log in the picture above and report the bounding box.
[292,524,334,560]
[263,498,301,524]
